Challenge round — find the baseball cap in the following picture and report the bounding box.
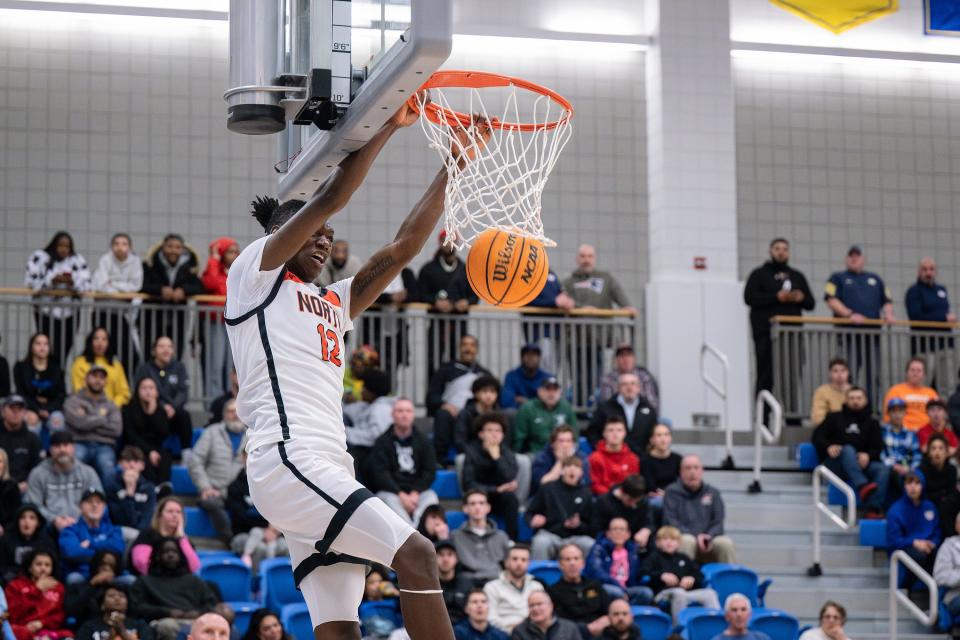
[615,343,635,355]
[886,397,907,411]
[2,395,26,408]
[80,487,106,503]
[521,343,541,355]
[434,540,456,553]
[86,364,108,376]
[50,431,74,446]
[847,245,863,256]
[540,376,561,389]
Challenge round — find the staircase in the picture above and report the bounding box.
[675,438,948,640]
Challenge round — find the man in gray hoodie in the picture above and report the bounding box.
[450,489,511,583]
[63,364,122,480]
[934,511,960,630]
[662,455,736,564]
[188,399,246,544]
[26,431,102,531]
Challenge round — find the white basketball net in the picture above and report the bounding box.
[414,84,573,250]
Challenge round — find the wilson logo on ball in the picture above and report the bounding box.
[467,228,549,308]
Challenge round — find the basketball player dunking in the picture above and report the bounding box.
[225,102,485,640]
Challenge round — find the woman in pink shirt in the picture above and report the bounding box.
[129,497,200,575]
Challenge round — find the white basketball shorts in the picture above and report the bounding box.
[246,440,416,625]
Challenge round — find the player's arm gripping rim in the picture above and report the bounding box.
[258,107,414,273]
[350,110,491,319]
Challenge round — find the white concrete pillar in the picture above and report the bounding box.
[644,0,751,432]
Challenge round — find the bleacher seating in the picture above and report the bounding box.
[700,564,771,608]
[358,599,403,630]
[445,510,467,531]
[528,560,561,586]
[280,603,313,640]
[859,519,887,547]
[259,558,303,613]
[630,606,671,640]
[199,556,252,601]
[797,443,818,471]
[185,506,218,538]
[432,469,461,500]
[748,609,800,640]
[171,465,198,496]
[231,602,258,636]
[683,608,727,640]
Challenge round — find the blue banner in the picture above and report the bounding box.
[926,0,960,35]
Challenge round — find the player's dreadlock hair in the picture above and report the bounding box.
[250,195,306,233]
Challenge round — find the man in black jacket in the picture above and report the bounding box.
[527,457,594,560]
[743,238,815,398]
[368,398,438,525]
[586,374,657,453]
[590,475,654,549]
[812,386,890,517]
[462,413,519,540]
[428,335,494,459]
[141,234,204,359]
[418,232,478,377]
[435,540,473,625]
[546,544,611,638]
[0,395,42,491]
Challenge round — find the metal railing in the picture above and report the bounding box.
[748,390,782,493]
[807,464,856,577]
[889,550,938,639]
[0,288,639,413]
[772,315,960,424]
[700,342,733,469]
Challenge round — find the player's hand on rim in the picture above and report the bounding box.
[451,114,492,169]
[390,92,425,128]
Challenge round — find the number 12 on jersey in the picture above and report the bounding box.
[316,324,342,366]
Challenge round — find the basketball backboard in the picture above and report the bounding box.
[225,0,451,200]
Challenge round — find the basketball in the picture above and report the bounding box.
[465,228,549,308]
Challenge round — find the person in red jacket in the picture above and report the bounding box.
[588,416,640,495]
[4,549,72,640]
[200,236,240,400]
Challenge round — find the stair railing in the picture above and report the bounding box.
[889,549,937,639]
[700,342,733,469]
[807,464,856,577]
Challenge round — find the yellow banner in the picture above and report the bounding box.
[770,0,899,34]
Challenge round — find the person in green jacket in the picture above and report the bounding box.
[513,378,577,454]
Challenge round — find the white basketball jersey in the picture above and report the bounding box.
[225,236,354,454]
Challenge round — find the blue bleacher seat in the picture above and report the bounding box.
[828,481,861,506]
[701,564,770,608]
[193,427,205,447]
[196,550,236,561]
[281,602,313,640]
[797,443,818,470]
[171,465,197,496]
[162,433,181,457]
[199,556,252,601]
[578,436,593,456]
[259,557,304,613]
[859,518,887,547]
[229,602,259,636]
[184,506,218,538]
[749,609,800,640]
[684,609,727,640]
[528,560,561,586]
[446,510,467,530]
[358,599,403,630]
[432,470,461,499]
[517,515,533,543]
[630,606,671,640]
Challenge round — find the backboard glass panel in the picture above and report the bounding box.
[275,0,449,200]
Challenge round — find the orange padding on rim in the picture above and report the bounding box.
[408,70,574,132]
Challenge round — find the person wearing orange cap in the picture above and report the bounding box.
[201,237,241,399]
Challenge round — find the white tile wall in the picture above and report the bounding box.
[735,57,960,318]
[0,13,648,315]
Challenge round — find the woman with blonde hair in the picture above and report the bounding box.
[129,497,200,575]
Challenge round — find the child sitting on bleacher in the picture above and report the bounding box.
[640,525,720,625]
[886,470,941,589]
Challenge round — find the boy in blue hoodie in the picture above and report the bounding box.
[584,517,654,605]
[887,470,941,588]
[59,487,124,584]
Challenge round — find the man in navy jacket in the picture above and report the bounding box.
[887,469,941,588]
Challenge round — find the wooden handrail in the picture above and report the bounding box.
[0,287,636,318]
[772,314,959,330]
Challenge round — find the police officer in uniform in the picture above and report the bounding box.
[824,245,895,398]
[743,238,815,399]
